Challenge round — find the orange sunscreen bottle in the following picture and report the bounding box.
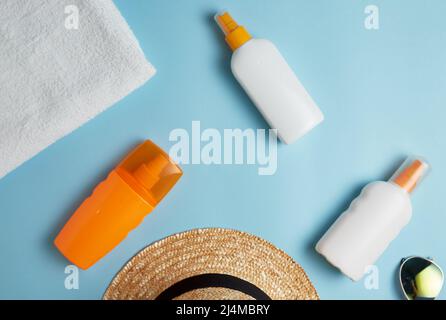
[54,140,182,269]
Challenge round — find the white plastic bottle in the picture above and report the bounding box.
[316,157,429,281]
[215,12,324,145]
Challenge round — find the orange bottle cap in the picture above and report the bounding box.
[54,140,182,269]
[215,11,252,51]
[390,157,430,193]
[116,141,182,206]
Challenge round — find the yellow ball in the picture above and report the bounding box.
[415,265,443,298]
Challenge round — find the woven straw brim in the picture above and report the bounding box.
[103,228,319,300]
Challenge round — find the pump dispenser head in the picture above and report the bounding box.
[390,157,430,194]
[215,11,252,51]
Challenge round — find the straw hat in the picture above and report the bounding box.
[103,228,319,300]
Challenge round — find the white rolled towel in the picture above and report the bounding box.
[0,0,156,179]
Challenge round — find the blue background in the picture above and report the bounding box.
[0,0,445,300]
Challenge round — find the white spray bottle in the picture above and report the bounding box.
[316,157,430,281]
[215,12,324,144]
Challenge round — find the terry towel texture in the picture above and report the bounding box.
[0,0,156,179]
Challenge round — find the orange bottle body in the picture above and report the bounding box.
[54,140,182,269]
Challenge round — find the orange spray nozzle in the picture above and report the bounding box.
[133,154,169,191]
[390,157,429,193]
[215,11,239,35]
[215,11,252,51]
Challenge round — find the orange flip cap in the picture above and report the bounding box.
[390,157,429,193]
[54,140,182,270]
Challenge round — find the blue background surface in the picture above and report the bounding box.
[0,0,445,300]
